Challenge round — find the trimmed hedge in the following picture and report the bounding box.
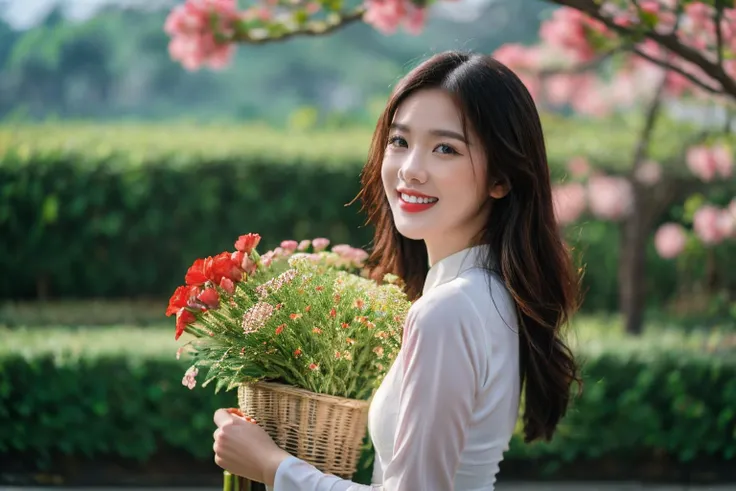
[1,322,735,485]
[2,118,736,306]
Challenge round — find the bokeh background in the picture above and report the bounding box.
[0,0,735,487]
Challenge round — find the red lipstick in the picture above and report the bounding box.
[397,188,439,213]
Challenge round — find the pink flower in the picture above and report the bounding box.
[566,156,590,178]
[493,44,542,71]
[242,302,275,334]
[687,144,733,182]
[587,175,633,221]
[164,0,240,71]
[241,255,257,275]
[297,240,311,251]
[281,240,299,252]
[539,7,610,62]
[570,77,611,117]
[552,182,587,225]
[693,205,728,245]
[610,71,638,106]
[683,2,713,32]
[219,277,235,295]
[259,251,275,268]
[182,366,198,390]
[634,160,662,186]
[332,244,369,267]
[711,144,733,179]
[687,145,716,181]
[363,0,426,35]
[654,223,687,259]
[312,238,330,252]
[544,74,577,106]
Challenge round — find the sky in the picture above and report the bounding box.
[0,0,496,29]
[0,0,175,28]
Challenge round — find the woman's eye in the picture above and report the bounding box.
[387,135,407,148]
[435,144,458,155]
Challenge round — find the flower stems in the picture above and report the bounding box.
[224,471,254,491]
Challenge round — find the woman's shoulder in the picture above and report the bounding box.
[412,267,517,332]
[409,271,487,329]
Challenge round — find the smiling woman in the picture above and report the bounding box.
[211,50,582,491]
[379,88,507,264]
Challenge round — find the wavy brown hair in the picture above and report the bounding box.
[354,51,582,443]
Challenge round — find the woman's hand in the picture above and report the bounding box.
[213,408,291,486]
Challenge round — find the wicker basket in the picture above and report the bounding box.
[237,381,370,479]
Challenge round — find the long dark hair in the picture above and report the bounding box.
[354,50,582,443]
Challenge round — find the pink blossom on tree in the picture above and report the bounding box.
[587,174,634,221]
[164,0,240,71]
[686,143,734,182]
[566,156,591,179]
[363,0,427,35]
[552,182,588,225]
[634,160,662,186]
[693,204,732,245]
[538,7,612,63]
[654,222,687,259]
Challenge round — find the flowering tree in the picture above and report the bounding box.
[491,5,735,333]
[164,0,736,103]
[164,0,736,333]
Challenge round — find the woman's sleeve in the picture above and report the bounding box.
[273,287,484,491]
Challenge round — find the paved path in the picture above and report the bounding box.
[3,485,736,490]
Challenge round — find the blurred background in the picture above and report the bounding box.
[0,0,734,488]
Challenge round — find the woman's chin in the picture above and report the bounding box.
[394,223,427,242]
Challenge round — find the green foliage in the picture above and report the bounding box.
[2,119,736,311]
[506,347,736,466]
[1,322,734,484]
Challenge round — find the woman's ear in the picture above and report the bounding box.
[489,179,511,199]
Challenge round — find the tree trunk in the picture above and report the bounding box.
[619,76,667,335]
[618,190,649,335]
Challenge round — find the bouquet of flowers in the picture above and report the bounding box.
[166,233,410,478]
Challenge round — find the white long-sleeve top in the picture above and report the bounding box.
[273,245,521,491]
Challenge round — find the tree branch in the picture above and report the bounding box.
[630,45,721,94]
[632,74,667,173]
[234,8,365,44]
[714,0,724,66]
[544,0,736,99]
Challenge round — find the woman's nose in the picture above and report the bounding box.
[398,150,427,184]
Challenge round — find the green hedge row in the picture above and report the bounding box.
[1,324,734,484]
[3,119,736,310]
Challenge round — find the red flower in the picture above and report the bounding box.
[205,251,243,284]
[166,285,199,316]
[231,250,245,268]
[197,287,220,309]
[175,308,196,340]
[235,233,261,254]
[185,258,208,286]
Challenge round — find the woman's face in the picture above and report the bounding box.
[381,88,502,264]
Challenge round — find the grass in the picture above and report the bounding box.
[0,324,180,359]
[0,299,165,327]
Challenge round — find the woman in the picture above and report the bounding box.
[212,50,582,490]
